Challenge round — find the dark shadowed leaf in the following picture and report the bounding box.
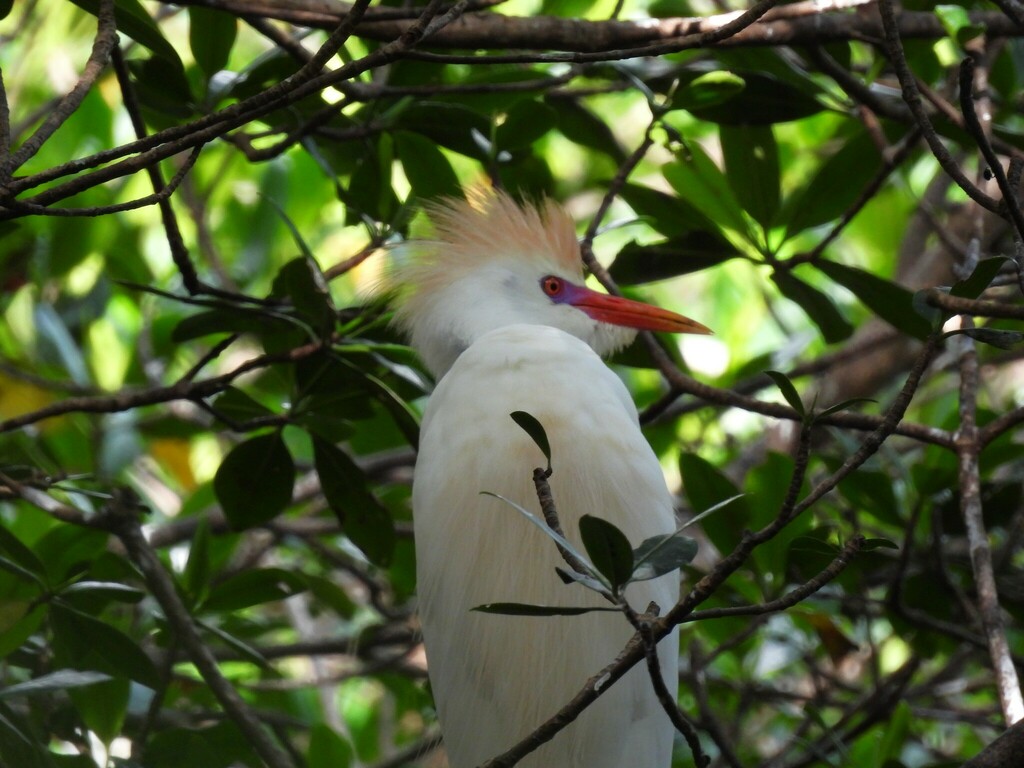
[396,131,463,200]
[170,307,292,342]
[670,71,746,113]
[393,102,491,159]
[213,387,276,423]
[771,270,853,343]
[816,397,876,419]
[720,124,780,229]
[815,260,931,339]
[619,183,717,236]
[50,605,159,689]
[314,437,395,566]
[631,531,698,581]
[0,526,45,582]
[680,454,751,554]
[213,433,295,530]
[579,515,634,591]
[689,72,825,125]
[862,538,900,551]
[189,7,237,77]
[272,257,335,336]
[545,95,626,162]
[780,131,882,239]
[950,256,1010,298]
[0,670,111,700]
[765,370,805,416]
[472,602,617,616]
[609,234,739,285]
[948,327,1024,349]
[510,411,551,469]
[496,100,558,151]
[202,567,307,612]
[60,581,145,603]
[70,0,184,67]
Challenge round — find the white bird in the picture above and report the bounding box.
[391,191,710,768]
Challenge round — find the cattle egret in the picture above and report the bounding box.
[391,192,710,768]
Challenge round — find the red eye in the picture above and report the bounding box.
[541,276,563,296]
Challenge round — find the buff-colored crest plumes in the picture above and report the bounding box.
[389,190,582,335]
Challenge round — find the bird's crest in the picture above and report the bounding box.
[389,190,582,332]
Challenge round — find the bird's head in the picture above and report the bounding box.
[390,191,710,378]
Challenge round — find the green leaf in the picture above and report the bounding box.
[579,515,634,592]
[771,270,853,343]
[631,531,698,581]
[308,723,354,768]
[213,387,276,423]
[69,0,184,68]
[671,71,746,113]
[545,96,625,162]
[60,581,145,603]
[202,567,307,612]
[50,605,160,688]
[815,260,931,339]
[680,454,751,554]
[183,517,210,606]
[816,397,876,419]
[170,307,292,342]
[482,491,600,587]
[609,234,738,285]
[395,131,463,200]
[314,438,395,566]
[272,257,335,337]
[213,433,295,530]
[392,102,491,160]
[496,100,558,151]
[189,7,237,77]
[126,55,195,119]
[619,182,717,237]
[0,670,111,701]
[862,538,900,551]
[689,71,825,125]
[70,677,128,745]
[951,256,1009,298]
[509,411,551,469]
[948,327,1024,349]
[472,602,618,616]
[0,0,12,20]
[720,124,780,230]
[780,130,882,240]
[935,5,985,46]
[765,370,805,416]
[0,526,45,583]
[664,142,750,236]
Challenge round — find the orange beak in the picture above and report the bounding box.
[570,287,712,335]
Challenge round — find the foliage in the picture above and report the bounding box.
[1,1,1023,767]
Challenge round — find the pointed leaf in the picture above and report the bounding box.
[214,433,295,530]
[472,602,618,616]
[189,7,237,78]
[816,397,876,419]
[949,327,1024,349]
[631,531,698,581]
[720,124,780,229]
[680,454,751,554]
[314,437,395,566]
[771,270,853,343]
[670,71,746,112]
[396,131,463,200]
[664,141,750,236]
[619,182,717,237]
[510,411,551,468]
[0,670,112,701]
[765,370,804,416]
[951,256,1009,298]
[609,234,738,285]
[579,515,634,591]
[482,491,600,585]
[50,605,159,688]
[815,260,931,339]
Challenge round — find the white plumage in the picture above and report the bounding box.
[391,192,709,768]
